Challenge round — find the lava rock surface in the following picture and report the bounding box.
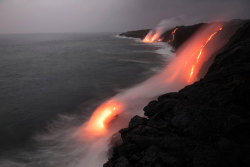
[105,20,250,167]
[119,29,151,40]
[119,23,206,50]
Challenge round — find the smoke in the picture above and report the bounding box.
[155,15,202,33]
[142,15,202,43]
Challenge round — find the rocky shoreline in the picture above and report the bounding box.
[104,20,250,167]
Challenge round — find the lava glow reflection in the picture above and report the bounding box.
[143,30,161,43]
[79,100,122,139]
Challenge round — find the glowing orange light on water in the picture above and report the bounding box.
[80,100,122,138]
[157,38,162,42]
[97,109,112,128]
[143,30,161,43]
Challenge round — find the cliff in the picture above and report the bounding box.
[119,29,151,40]
[119,23,207,50]
[105,20,250,167]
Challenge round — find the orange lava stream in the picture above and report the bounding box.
[188,65,195,83]
[143,30,161,43]
[188,26,223,82]
[157,38,163,42]
[81,100,122,138]
[172,27,178,41]
[168,27,178,43]
[196,27,223,63]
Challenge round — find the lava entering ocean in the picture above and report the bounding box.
[78,22,224,141]
[142,30,162,43]
[78,100,122,139]
[142,27,179,44]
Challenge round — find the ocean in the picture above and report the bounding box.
[0,33,171,166]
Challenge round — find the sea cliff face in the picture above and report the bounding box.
[105,20,250,167]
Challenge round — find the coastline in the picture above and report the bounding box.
[104,20,250,167]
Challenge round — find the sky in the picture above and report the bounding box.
[0,0,249,34]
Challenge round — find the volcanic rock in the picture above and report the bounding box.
[104,20,250,167]
[119,23,207,50]
[119,29,151,39]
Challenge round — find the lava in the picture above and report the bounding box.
[143,27,179,44]
[188,26,223,83]
[79,100,122,139]
[143,30,161,43]
[196,27,223,63]
[168,27,178,43]
[188,65,195,82]
[157,38,163,42]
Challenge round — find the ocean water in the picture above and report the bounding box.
[0,33,171,166]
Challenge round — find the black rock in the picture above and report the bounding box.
[119,29,151,39]
[105,20,250,167]
[128,115,147,128]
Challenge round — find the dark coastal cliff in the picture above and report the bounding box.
[119,23,207,50]
[105,20,250,167]
[160,23,206,49]
[119,29,151,40]
[119,21,243,50]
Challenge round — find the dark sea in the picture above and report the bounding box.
[0,33,168,166]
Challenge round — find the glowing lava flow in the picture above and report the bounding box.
[80,100,122,139]
[188,26,223,82]
[196,27,223,63]
[168,27,178,43]
[157,38,163,42]
[143,30,161,43]
[189,65,195,82]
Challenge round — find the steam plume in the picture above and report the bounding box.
[76,23,225,163]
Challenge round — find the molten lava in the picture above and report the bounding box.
[143,30,161,43]
[157,38,163,42]
[188,65,195,82]
[80,100,122,138]
[168,27,178,43]
[188,26,223,82]
[196,27,223,63]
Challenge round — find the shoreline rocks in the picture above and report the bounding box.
[105,20,250,167]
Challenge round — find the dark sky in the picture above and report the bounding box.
[0,0,249,33]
